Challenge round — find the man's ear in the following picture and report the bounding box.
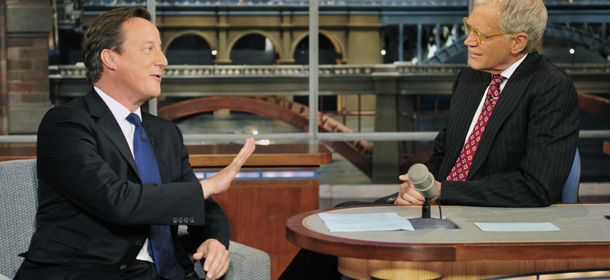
[100,49,117,71]
[511,32,529,54]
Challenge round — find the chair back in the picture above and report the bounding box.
[562,149,581,203]
[0,159,37,279]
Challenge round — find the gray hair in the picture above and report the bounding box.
[474,0,547,53]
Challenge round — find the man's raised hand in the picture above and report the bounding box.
[200,137,256,198]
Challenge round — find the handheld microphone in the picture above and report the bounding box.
[407,164,457,230]
[407,163,438,201]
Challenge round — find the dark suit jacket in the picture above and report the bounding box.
[428,52,579,207]
[18,89,229,279]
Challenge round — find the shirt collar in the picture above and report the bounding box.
[499,53,528,80]
[93,86,142,123]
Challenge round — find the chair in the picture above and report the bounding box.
[0,159,37,280]
[561,149,581,203]
[0,159,270,280]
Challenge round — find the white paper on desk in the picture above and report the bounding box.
[318,212,415,232]
[474,222,560,232]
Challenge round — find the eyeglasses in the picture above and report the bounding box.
[462,17,509,45]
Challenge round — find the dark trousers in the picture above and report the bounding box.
[119,261,204,280]
[15,259,203,280]
[279,197,394,280]
[278,249,342,280]
[118,261,166,280]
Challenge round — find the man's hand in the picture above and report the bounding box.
[395,174,442,205]
[193,239,230,280]
[200,137,256,199]
[395,174,425,205]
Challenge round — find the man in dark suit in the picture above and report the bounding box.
[280,0,579,278]
[15,7,255,280]
[395,0,579,207]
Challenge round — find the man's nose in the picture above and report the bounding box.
[156,49,168,67]
[464,30,477,46]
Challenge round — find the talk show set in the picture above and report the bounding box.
[2,0,610,279]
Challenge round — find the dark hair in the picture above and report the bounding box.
[82,7,151,83]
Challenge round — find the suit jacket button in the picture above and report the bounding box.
[172,217,178,223]
[178,217,184,223]
[189,217,195,223]
[120,265,128,271]
[135,240,143,246]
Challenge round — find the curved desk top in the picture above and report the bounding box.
[286,204,610,262]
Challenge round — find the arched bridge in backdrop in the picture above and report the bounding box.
[158,96,374,177]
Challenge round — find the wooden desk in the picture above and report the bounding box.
[189,144,332,279]
[0,143,332,279]
[287,204,610,280]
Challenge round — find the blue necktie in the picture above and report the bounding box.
[126,113,184,280]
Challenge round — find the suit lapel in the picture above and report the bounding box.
[84,89,139,175]
[454,71,491,151]
[468,52,540,178]
[440,70,491,178]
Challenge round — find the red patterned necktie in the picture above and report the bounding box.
[446,75,506,181]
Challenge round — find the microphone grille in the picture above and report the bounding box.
[407,163,429,183]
